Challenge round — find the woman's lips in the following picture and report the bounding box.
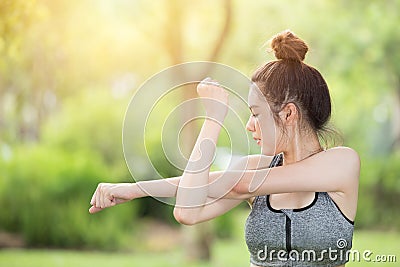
[253,137,261,146]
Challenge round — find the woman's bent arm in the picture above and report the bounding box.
[88,155,272,214]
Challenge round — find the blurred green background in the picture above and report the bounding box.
[0,0,399,266]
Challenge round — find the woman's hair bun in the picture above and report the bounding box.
[270,30,308,61]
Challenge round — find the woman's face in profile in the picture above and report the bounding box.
[246,84,280,156]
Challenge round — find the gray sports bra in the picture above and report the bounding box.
[245,155,354,267]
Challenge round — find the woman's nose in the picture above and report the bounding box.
[246,117,254,132]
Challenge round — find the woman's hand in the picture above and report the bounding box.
[197,77,229,121]
[89,183,136,214]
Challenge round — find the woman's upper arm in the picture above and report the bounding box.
[234,147,360,197]
[174,197,243,225]
[174,154,273,225]
[207,154,273,199]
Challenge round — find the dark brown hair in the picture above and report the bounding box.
[252,30,336,146]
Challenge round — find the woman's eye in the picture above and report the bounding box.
[251,114,258,118]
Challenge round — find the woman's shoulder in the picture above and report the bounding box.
[320,146,360,178]
[324,146,360,162]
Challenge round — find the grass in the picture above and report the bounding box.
[0,211,398,267]
[347,230,399,266]
[0,230,398,267]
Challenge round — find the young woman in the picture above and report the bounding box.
[90,30,360,266]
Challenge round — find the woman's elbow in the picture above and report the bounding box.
[173,208,198,226]
[232,180,251,196]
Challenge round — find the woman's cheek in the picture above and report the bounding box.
[266,126,280,154]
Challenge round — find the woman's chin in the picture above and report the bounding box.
[261,146,276,156]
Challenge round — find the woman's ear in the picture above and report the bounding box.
[280,103,298,125]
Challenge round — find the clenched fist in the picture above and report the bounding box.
[89,183,136,214]
[197,77,229,121]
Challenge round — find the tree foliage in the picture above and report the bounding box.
[0,0,399,249]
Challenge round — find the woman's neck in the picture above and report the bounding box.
[282,129,322,165]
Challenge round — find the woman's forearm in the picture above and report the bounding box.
[132,170,227,199]
[133,177,181,198]
[175,119,223,209]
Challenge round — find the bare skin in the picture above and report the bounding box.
[89,80,359,267]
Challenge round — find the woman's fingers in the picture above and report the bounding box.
[90,183,115,210]
[89,205,103,214]
[103,192,114,208]
[100,184,108,208]
[197,77,229,118]
[199,77,220,87]
[90,186,98,206]
[90,183,133,213]
[96,184,102,208]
